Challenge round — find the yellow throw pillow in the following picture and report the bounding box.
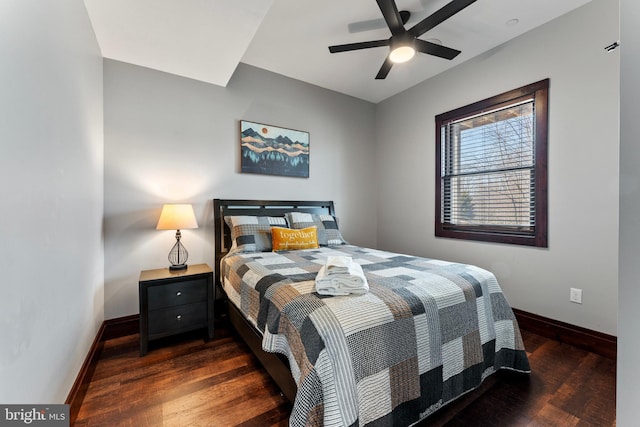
[271,226,319,251]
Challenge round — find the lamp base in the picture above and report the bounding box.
[167,231,189,271]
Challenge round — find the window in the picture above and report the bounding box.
[435,79,548,247]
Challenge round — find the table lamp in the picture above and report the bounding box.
[156,204,198,270]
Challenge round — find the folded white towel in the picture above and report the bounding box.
[325,256,354,275]
[316,257,369,296]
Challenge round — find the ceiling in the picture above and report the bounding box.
[84,0,593,104]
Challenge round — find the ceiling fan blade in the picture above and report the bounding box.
[376,0,405,36]
[375,57,394,79]
[329,39,389,53]
[415,39,461,60]
[408,0,477,37]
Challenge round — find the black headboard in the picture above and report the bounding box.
[212,199,335,286]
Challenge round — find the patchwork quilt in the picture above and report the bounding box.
[221,245,530,427]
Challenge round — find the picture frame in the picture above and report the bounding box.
[240,120,310,178]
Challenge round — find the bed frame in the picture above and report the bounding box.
[213,199,336,402]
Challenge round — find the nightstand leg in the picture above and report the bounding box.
[207,274,215,340]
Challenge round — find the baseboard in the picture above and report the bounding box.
[513,308,616,360]
[65,315,140,425]
[102,314,139,340]
[65,322,106,426]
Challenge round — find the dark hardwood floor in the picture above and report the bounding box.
[75,320,616,427]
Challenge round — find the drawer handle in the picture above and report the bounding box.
[176,314,182,320]
[176,291,182,296]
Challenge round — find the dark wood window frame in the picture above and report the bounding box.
[435,79,549,247]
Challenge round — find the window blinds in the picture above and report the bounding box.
[441,99,535,231]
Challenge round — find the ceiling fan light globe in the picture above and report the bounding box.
[389,46,415,63]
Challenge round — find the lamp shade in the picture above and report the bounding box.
[389,35,416,64]
[156,204,198,230]
[389,45,415,63]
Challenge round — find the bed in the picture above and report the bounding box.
[213,199,530,427]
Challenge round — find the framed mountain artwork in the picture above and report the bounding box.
[240,120,310,178]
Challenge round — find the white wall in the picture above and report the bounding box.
[375,0,619,335]
[103,61,377,319]
[618,0,640,423]
[0,0,104,403]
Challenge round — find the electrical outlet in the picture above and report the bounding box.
[570,288,583,304]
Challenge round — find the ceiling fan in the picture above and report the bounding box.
[328,0,478,80]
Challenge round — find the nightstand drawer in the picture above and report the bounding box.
[147,279,207,310]
[148,302,207,336]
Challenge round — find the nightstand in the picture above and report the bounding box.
[138,263,214,356]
